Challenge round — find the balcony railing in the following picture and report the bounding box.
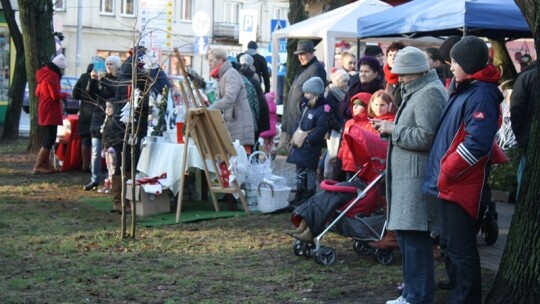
[213,22,239,39]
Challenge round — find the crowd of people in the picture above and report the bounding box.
[32,36,533,304]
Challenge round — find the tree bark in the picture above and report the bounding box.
[485,0,540,302]
[18,0,55,152]
[0,0,26,141]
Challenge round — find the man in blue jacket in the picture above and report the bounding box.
[422,36,503,304]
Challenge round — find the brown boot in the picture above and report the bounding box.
[111,175,123,213]
[292,227,313,242]
[284,219,308,236]
[44,148,60,173]
[33,148,53,174]
[368,230,398,250]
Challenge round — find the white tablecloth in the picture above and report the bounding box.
[136,140,248,195]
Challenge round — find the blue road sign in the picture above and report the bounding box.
[194,36,208,54]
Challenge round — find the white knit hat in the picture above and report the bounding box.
[52,54,67,69]
[239,54,254,66]
[105,55,122,69]
[331,69,350,87]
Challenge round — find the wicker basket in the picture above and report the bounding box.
[257,181,290,213]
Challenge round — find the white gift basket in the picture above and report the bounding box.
[242,151,290,212]
[256,181,290,213]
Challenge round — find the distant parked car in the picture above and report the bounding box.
[23,75,79,114]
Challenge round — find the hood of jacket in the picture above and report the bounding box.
[36,63,61,84]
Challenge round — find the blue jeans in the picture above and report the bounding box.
[396,230,435,304]
[439,199,481,304]
[90,137,102,183]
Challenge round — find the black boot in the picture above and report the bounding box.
[83,181,99,191]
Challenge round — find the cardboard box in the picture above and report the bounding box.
[125,183,170,216]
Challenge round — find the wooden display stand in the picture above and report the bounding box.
[173,49,249,223]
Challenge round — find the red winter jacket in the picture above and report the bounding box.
[35,63,68,126]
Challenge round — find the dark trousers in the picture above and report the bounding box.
[295,165,316,192]
[439,199,482,304]
[41,125,58,150]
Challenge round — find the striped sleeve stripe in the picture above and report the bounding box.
[457,143,477,165]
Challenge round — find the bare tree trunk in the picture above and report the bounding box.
[18,0,55,152]
[485,0,540,302]
[0,0,26,141]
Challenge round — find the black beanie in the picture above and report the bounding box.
[439,36,461,63]
[247,41,258,49]
[450,36,489,74]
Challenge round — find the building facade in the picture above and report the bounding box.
[53,0,290,79]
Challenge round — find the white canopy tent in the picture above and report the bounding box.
[270,0,392,87]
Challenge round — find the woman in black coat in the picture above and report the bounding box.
[73,63,96,172]
[82,56,121,191]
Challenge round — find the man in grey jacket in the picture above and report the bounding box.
[371,46,447,304]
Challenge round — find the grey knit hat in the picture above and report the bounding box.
[302,76,324,95]
[391,46,429,75]
[239,54,254,66]
[450,36,488,74]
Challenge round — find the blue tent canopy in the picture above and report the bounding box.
[357,0,531,39]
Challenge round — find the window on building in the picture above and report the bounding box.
[273,7,289,22]
[53,0,65,11]
[96,50,129,63]
[121,0,135,16]
[223,2,240,23]
[100,0,114,15]
[177,0,193,21]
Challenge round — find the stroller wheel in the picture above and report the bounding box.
[304,243,315,258]
[293,240,305,257]
[293,240,314,257]
[314,246,337,266]
[481,217,499,246]
[353,240,373,256]
[374,249,394,265]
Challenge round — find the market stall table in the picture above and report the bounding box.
[136,140,248,196]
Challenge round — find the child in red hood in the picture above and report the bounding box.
[338,92,371,180]
[338,91,396,180]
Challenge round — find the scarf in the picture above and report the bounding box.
[328,84,347,102]
[384,63,398,85]
[209,61,224,79]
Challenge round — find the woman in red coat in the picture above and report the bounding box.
[33,54,69,174]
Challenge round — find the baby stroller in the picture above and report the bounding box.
[290,125,393,266]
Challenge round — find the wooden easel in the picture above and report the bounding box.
[173,48,249,223]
